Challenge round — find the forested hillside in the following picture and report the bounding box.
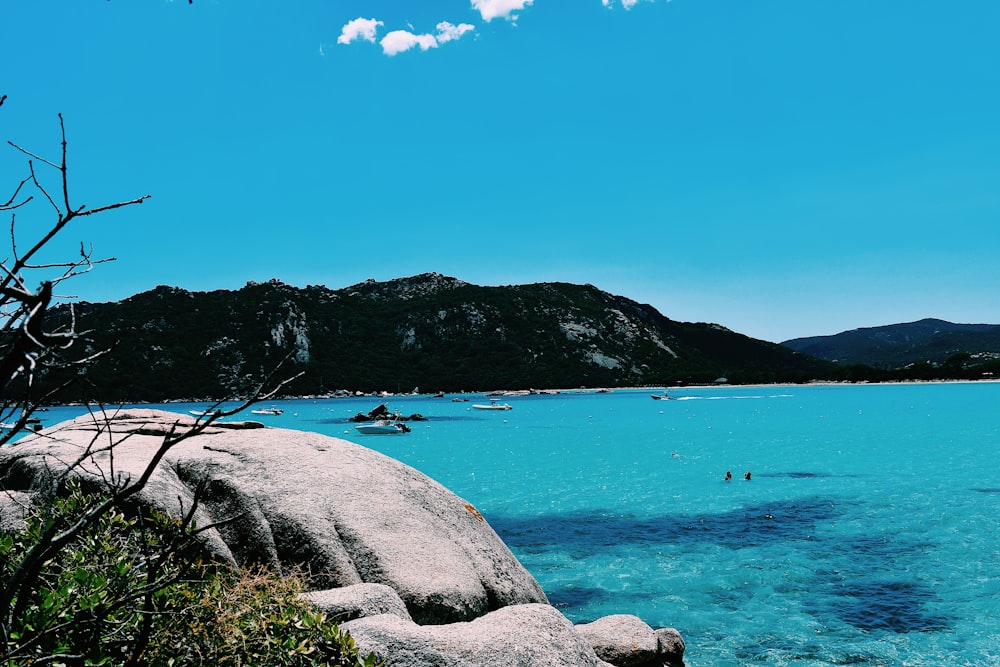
[782,319,1000,368]
[43,274,830,402]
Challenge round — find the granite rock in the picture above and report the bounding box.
[301,583,412,623]
[343,603,616,667]
[575,615,659,666]
[574,614,685,667]
[0,409,547,624]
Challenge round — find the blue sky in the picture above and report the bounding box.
[2,1,998,343]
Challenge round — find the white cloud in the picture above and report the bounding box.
[471,0,534,22]
[337,17,383,45]
[604,0,670,8]
[380,30,439,56]
[436,21,476,44]
[378,22,475,56]
[340,1,666,57]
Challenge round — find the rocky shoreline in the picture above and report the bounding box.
[0,410,686,666]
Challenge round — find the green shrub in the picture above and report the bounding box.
[148,566,382,667]
[1,482,381,667]
[1,480,196,666]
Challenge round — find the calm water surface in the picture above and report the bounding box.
[38,383,1000,666]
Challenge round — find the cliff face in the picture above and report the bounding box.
[49,273,828,402]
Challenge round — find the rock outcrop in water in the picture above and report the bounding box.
[348,403,427,422]
[0,410,685,666]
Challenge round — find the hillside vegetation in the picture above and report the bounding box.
[782,318,1000,372]
[45,274,829,402]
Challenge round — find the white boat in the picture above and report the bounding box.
[651,391,674,400]
[355,420,411,435]
[189,409,217,417]
[472,400,513,411]
[1,419,43,433]
[251,406,284,416]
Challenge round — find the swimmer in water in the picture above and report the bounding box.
[725,471,732,481]
[744,471,752,480]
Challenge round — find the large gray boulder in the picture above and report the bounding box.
[0,409,546,624]
[342,603,616,667]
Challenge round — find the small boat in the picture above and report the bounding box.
[190,409,217,417]
[251,406,284,416]
[651,391,674,401]
[472,400,513,411]
[1,419,43,433]
[355,420,411,435]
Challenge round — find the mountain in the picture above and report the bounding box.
[41,273,830,402]
[781,318,1000,368]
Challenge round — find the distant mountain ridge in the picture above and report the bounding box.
[45,273,829,402]
[781,318,1000,368]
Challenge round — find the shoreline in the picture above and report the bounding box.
[45,377,1000,409]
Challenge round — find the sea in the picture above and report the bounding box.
[32,382,1000,666]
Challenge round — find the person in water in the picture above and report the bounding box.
[725,471,733,481]
[744,471,752,480]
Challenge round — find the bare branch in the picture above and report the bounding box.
[76,194,151,217]
[58,114,70,215]
[1,176,32,210]
[6,141,61,171]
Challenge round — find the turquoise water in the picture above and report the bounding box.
[36,383,1000,665]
